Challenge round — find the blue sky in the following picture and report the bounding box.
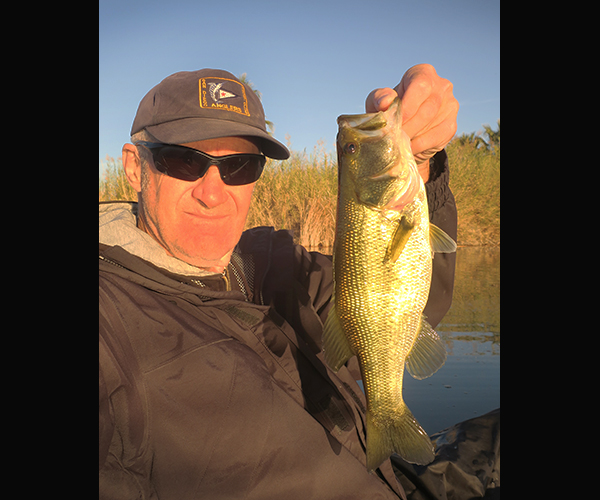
[99,0,499,168]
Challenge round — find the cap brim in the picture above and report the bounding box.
[145,117,290,160]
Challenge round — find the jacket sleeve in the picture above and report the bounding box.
[423,149,457,328]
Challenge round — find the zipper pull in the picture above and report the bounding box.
[222,266,231,291]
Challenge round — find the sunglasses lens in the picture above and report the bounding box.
[220,156,265,185]
[153,147,209,181]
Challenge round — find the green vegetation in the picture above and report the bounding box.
[447,121,500,246]
[245,140,337,251]
[99,156,137,202]
[99,124,500,248]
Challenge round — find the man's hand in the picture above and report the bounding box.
[365,64,459,182]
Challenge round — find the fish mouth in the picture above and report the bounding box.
[337,97,401,132]
[337,110,388,133]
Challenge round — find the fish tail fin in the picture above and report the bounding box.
[366,404,435,471]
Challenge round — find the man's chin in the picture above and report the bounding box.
[171,243,235,273]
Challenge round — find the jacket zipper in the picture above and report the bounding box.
[222,266,230,291]
[101,253,235,297]
[190,269,231,292]
[99,254,125,270]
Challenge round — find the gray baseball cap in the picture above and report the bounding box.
[130,69,290,160]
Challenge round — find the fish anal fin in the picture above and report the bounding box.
[429,223,457,254]
[385,216,415,263]
[405,316,447,380]
[323,302,354,372]
[366,404,434,470]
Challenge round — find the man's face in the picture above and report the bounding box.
[135,136,260,272]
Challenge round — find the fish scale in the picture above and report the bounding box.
[323,97,456,471]
[339,193,430,410]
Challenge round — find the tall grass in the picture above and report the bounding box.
[99,139,499,247]
[245,142,337,251]
[446,139,500,246]
[99,156,138,202]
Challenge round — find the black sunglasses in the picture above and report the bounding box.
[134,141,266,185]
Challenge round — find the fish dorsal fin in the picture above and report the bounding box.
[322,301,355,372]
[385,216,415,263]
[429,223,457,254]
[405,316,447,380]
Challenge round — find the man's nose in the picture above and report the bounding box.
[191,165,228,208]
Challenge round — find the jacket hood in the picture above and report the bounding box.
[99,201,219,278]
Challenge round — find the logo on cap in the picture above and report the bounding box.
[199,77,250,116]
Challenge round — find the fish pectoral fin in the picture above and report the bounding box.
[429,223,457,254]
[366,404,434,470]
[385,216,415,263]
[322,303,354,372]
[405,316,447,380]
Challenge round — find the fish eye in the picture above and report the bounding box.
[345,143,357,154]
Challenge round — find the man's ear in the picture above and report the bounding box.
[122,143,143,193]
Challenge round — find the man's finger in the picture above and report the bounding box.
[365,87,397,113]
[395,66,435,124]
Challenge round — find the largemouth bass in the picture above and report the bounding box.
[323,97,456,470]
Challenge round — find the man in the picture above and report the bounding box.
[100,65,459,499]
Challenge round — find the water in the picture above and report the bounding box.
[357,247,500,435]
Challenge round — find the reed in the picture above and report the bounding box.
[99,156,138,202]
[446,139,500,246]
[245,143,337,251]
